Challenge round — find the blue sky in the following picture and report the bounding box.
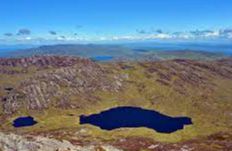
[0,0,232,44]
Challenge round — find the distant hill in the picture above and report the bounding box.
[6,44,133,58]
[0,44,230,61]
[0,44,37,51]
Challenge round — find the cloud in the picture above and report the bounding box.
[4,33,13,37]
[2,27,232,44]
[220,28,232,34]
[170,29,222,39]
[112,35,138,41]
[188,29,232,39]
[17,29,31,35]
[156,29,163,34]
[110,33,173,41]
[111,28,228,41]
[136,28,232,40]
[49,31,57,35]
[219,28,232,38]
[25,37,32,40]
[56,36,66,40]
[136,29,148,34]
[141,33,173,40]
[136,28,165,35]
[190,30,215,37]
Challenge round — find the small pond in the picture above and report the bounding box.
[13,116,37,128]
[80,106,192,133]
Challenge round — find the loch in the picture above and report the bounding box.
[80,106,192,133]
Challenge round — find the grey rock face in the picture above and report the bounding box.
[0,132,122,151]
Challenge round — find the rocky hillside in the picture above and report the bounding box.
[1,56,232,114]
[0,56,126,114]
[1,131,232,151]
[139,58,232,94]
[0,56,232,151]
[0,132,121,151]
[0,55,90,68]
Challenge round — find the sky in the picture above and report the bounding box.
[0,0,232,44]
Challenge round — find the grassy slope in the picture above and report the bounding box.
[0,61,232,145]
[151,50,227,60]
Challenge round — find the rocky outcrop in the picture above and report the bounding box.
[112,132,232,151]
[0,132,122,151]
[1,56,125,114]
[1,131,231,151]
[0,56,90,68]
[142,58,232,94]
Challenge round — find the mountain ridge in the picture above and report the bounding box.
[1,44,230,61]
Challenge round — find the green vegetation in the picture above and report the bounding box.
[1,59,232,145]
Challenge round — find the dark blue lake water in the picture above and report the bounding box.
[13,116,37,128]
[91,56,113,61]
[80,106,192,133]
